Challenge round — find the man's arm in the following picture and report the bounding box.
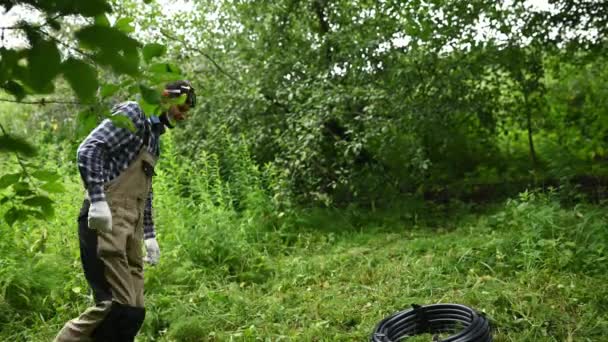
[143,188,156,239]
[77,102,146,202]
[143,186,161,265]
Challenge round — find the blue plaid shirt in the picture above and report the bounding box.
[77,101,164,239]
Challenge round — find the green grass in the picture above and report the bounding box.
[2,186,607,341]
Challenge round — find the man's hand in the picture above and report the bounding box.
[144,238,160,265]
[88,201,112,233]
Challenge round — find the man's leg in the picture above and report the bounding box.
[92,198,145,341]
[54,201,113,342]
[91,302,145,341]
[119,213,147,339]
[127,215,145,308]
[54,301,112,342]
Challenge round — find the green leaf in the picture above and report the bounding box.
[40,182,65,193]
[75,25,139,76]
[22,23,42,46]
[2,81,26,101]
[75,25,140,52]
[32,170,61,182]
[22,195,55,218]
[143,43,166,63]
[0,48,18,83]
[72,0,113,17]
[119,79,134,88]
[149,72,183,84]
[160,94,187,112]
[100,84,120,98]
[22,195,54,207]
[147,61,183,82]
[160,94,188,111]
[147,62,182,83]
[110,114,136,132]
[94,48,140,76]
[95,14,111,27]
[169,94,188,105]
[62,58,99,102]
[0,135,37,157]
[27,39,61,92]
[12,182,30,192]
[15,188,35,197]
[16,208,43,220]
[3,207,41,225]
[114,18,135,33]
[0,173,21,189]
[4,207,18,226]
[127,84,139,95]
[149,63,182,75]
[77,111,99,137]
[139,84,161,104]
[138,100,158,117]
[144,0,154,4]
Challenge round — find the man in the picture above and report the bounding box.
[55,80,196,342]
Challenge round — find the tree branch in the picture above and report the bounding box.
[0,25,24,30]
[160,30,244,86]
[0,17,95,63]
[0,13,63,31]
[0,98,82,105]
[35,27,96,63]
[160,30,291,113]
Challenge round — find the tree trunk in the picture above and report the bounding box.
[525,95,537,169]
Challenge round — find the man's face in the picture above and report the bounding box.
[168,103,190,123]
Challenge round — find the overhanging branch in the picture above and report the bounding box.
[159,30,291,113]
[160,30,244,86]
[0,98,82,105]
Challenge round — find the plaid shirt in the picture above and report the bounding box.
[77,101,164,240]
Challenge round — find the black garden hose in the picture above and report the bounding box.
[371,304,492,342]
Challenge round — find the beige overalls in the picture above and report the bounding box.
[55,146,157,342]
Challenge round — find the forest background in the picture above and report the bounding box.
[0,0,607,340]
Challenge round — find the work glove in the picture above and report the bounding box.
[88,201,112,233]
[144,238,160,265]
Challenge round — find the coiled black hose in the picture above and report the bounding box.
[371,303,492,342]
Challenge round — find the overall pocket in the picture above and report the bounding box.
[97,198,139,257]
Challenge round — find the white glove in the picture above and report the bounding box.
[144,238,160,265]
[88,201,112,233]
